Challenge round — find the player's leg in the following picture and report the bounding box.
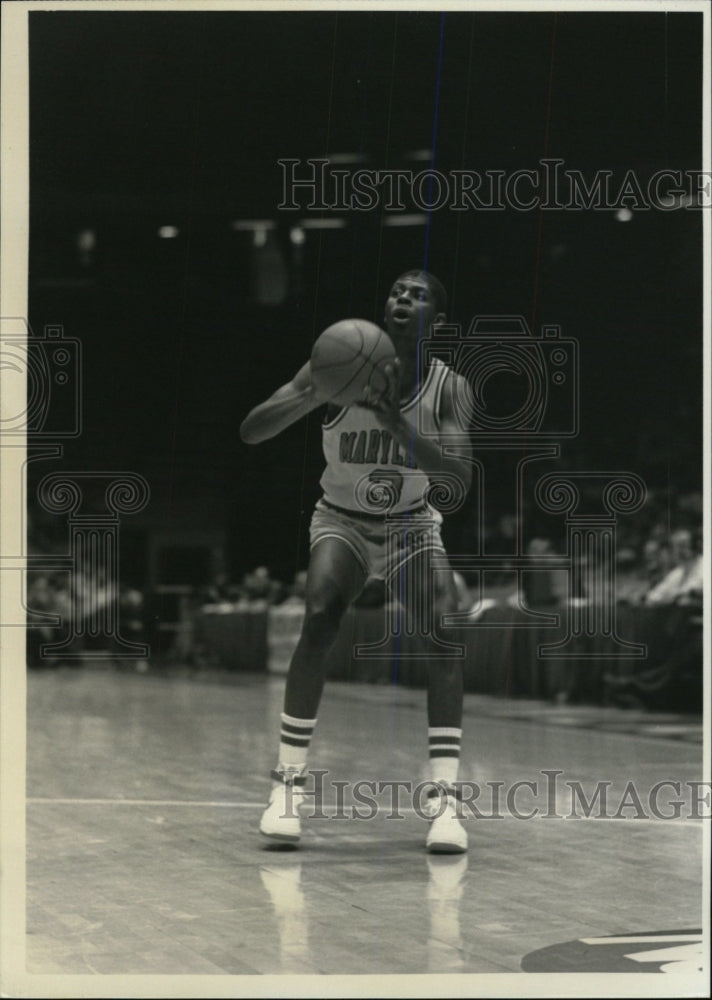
[260,536,367,843]
[393,548,463,773]
[283,536,368,720]
[424,564,463,736]
[389,543,467,853]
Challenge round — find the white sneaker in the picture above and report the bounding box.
[259,767,307,844]
[424,784,468,854]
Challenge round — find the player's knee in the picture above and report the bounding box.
[303,595,345,646]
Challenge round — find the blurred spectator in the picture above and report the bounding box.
[615,542,656,604]
[522,537,557,610]
[26,571,75,666]
[243,566,284,607]
[70,561,117,652]
[119,585,146,644]
[606,526,703,710]
[202,571,232,604]
[644,529,703,606]
[26,573,58,667]
[642,538,671,589]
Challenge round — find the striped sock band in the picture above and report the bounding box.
[428,726,462,785]
[278,712,317,770]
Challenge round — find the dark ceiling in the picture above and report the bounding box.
[26,9,704,578]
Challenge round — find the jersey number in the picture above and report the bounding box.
[367,469,404,511]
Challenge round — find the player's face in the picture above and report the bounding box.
[384,277,444,350]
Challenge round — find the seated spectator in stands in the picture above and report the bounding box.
[522,537,558,610]
[243,566,284,607]
[644,527,673,587]
[615,543,654,604]
[202,571,232,605]
[644,529,702,606]
[26,573,56,667]
[606,528,702,711]
[50,574,73,625]
[119,585,146,642]
[26,572,75,665]
[72,560,116,624]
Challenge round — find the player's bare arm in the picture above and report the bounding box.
[239,361,326,445]
[361,361,473,493]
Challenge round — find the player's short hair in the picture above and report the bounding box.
[396,270,448,316]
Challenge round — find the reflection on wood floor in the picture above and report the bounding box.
[23,666,707,988]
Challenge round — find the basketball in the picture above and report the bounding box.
[310,319,396,407]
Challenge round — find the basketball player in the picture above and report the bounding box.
[240,271,472,852]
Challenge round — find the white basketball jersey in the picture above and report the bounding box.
[319,359,451,515]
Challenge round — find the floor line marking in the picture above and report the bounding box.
[26,798,262,807]
[580,934,702,945]
[24,798,706,822]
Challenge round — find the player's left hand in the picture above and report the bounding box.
[356,359,402,431]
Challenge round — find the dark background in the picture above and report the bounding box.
[28,9,703,586]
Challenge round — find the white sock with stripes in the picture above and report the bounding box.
[277,712,317,773]
[428,726,461,786]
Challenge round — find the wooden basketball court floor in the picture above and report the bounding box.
[16,664,709,992]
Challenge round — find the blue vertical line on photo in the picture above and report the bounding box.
[372,13,399,792]
[346,15,374,316]
[421,11,447,283]
[414,9,446,462]
[394,13,448,667]
[370,11,400,325]
[450,14,478,314]
[297,15,342,554]
[530,12,559,335]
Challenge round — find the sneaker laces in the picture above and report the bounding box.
[271,766,307,787]
[424,782,462,818]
